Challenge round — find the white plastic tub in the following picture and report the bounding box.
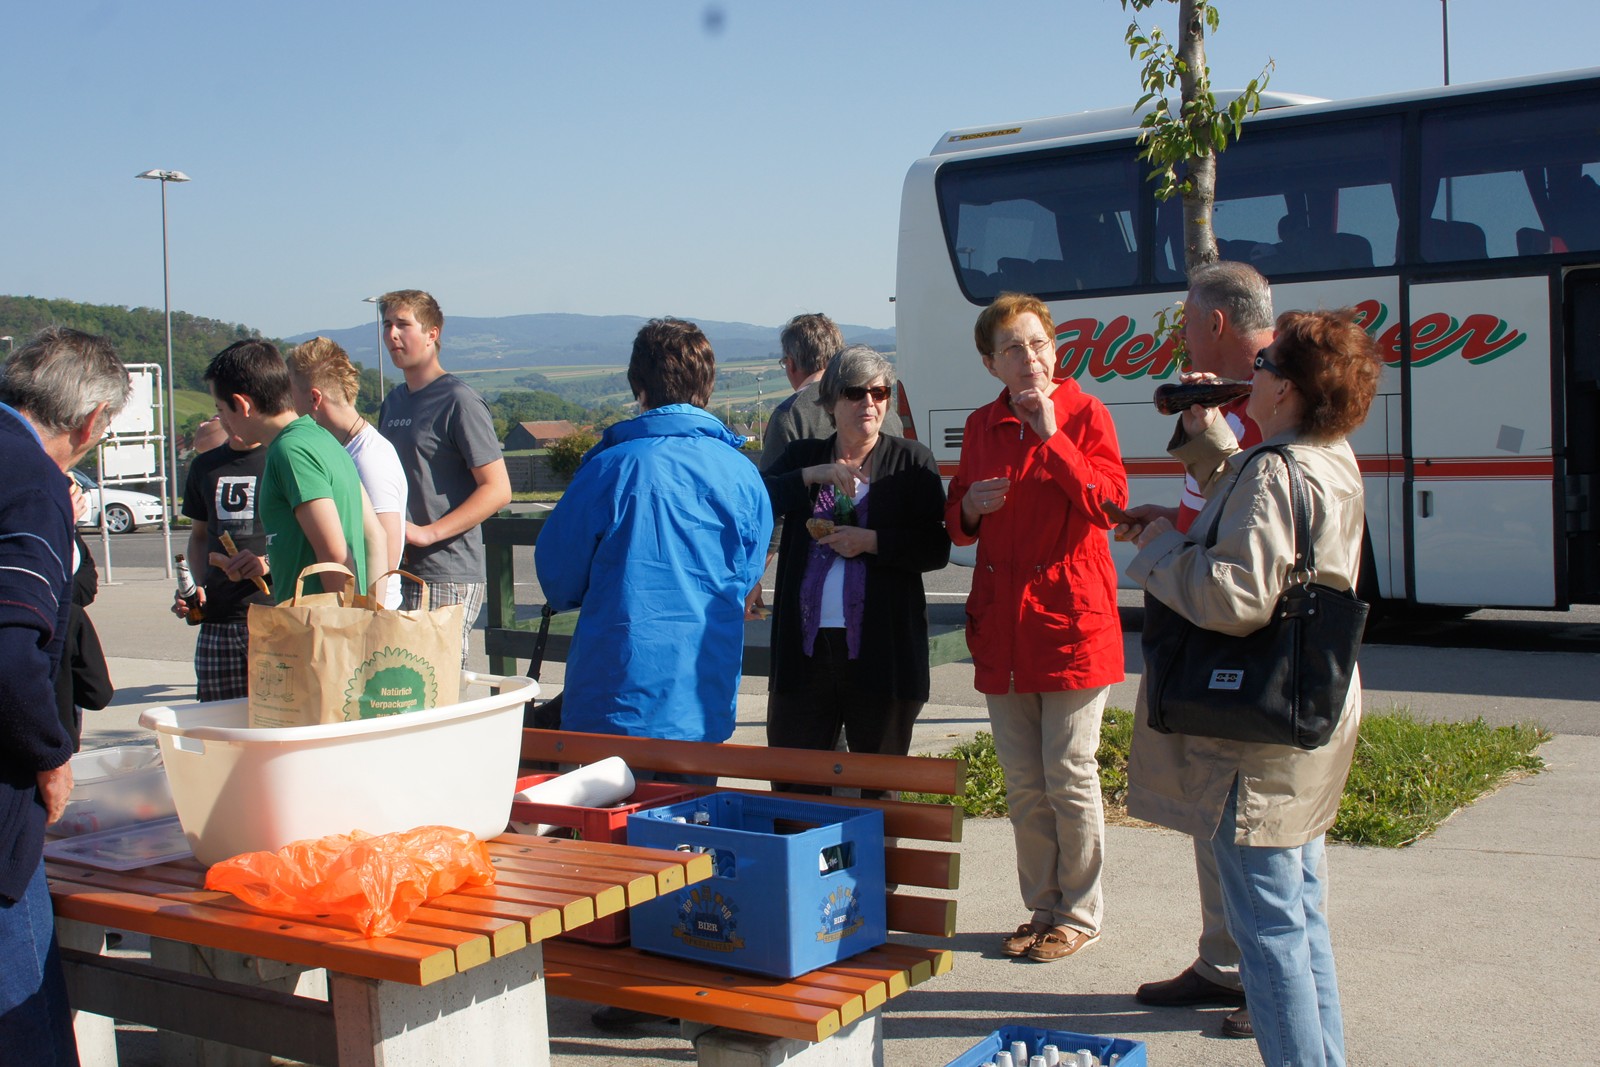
[140,673,536,865]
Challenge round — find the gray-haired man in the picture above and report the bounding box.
[0,327,130,1063]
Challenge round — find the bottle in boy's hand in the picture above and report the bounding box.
[175,554,205,626]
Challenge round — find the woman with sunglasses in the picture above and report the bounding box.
[946,291,1128,963]
[1120,309,1381,1067]
[762,345,949,781]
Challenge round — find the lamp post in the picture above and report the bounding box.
[134,169,190,564]
[1441,0,1451,85]
[363,295,384,399]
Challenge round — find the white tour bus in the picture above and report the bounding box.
[895,67,1600,613]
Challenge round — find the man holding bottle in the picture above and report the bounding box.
[1121,260,1272,1040]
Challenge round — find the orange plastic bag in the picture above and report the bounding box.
[205,825,496,938]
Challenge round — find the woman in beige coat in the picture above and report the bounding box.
[1119,309,1381,1067]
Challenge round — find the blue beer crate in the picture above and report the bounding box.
[626,793,886,978]
[944,1025,1147,1067]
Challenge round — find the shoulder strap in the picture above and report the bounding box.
[1201,444,1316,581]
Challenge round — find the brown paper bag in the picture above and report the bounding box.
[247,565,465,728]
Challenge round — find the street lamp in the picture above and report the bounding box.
[134,169,190,555]
[363,295,384,399]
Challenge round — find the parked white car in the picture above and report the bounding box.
[70,469,167,534]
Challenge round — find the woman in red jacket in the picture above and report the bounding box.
[946,292,1127,963]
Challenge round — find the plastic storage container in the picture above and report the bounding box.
[627,793,886,978]
[53,744,177,838]
[942,1025,1147,1067]
[508,773,699,944]
[140,673,536,865]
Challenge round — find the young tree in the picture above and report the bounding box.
[1122,0,1273,272]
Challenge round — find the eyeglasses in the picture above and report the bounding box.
[994,337,1053,362]
[777,355,790,369]
[840,385,893,403]
[1254,348,1287,378]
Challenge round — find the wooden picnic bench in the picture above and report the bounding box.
[49,831,712,1066]
[521,727,966,1067]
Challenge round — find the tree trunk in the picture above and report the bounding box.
[1177,0,1218,272]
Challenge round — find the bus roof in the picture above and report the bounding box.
[928,66,1600,158]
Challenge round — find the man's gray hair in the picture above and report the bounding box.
[780,313,845,378]
[0,327,131,437]
[1187,261,1274,334]
[816,345,897,426]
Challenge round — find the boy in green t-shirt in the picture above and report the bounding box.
[203,340,367,600]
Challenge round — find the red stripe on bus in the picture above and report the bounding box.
[938,455,1549,481]
[1413,457,1552,480]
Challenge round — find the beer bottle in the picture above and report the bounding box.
[175,554,205,626]
[833,487,858,527]
[1152,378,1253,416]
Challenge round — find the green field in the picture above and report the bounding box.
[175,389,215,424]
[455,358,785,408]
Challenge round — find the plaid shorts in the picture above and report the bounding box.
[400,580,485,668]
[195,620,250,703]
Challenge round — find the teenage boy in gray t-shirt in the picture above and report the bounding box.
[376,290,512,666]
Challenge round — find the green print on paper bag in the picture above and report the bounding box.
[343,647,439,720]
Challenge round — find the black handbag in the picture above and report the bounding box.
[1141,445,1368,750]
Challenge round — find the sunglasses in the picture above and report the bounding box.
[840,385,893,403]
[1254,348,1287,378]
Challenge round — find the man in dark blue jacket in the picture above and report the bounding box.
[0,327,130,1065]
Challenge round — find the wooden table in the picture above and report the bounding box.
[49,831,712,1066]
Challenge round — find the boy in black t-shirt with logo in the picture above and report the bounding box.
[175,416,272,701]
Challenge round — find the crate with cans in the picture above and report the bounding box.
[943,1025,1147,1067]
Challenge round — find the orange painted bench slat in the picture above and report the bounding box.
[47,862,498,972]
[47,832,712,988]
[49,879,457,986]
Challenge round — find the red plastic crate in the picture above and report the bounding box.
[508,774,698,944]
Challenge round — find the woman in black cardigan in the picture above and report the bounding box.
[763,346,949,779]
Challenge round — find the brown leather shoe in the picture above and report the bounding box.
[1221,1006,1253,1039]
[1001,921,1048,957]
[1026,926,1099,962]
[1135,965,1248,1007]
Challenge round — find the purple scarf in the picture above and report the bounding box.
[799,484,869,658]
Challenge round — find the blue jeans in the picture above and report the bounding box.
[0,856,79,1066]
[1211,783,1345,1067]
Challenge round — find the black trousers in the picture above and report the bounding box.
[766,628,925,796]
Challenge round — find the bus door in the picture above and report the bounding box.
[1562,268,1600,603]
[1404,275,1556,606]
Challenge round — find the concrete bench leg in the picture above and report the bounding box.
[683,1009,883,1067]
[150,939,326,1066]
[329,942,549,1067]
[58,920,118,1067]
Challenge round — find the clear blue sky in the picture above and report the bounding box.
[5,1,1598,339]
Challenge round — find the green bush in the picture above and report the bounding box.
[546,431,598,482]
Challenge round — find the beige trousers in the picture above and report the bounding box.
[1191,836,1245,989]
[986,685,1108,936]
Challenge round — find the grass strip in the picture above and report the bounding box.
[905,707,1546,848]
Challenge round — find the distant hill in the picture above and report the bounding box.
[0,296,896,380]
[0,295,278,391]
[287,314,897,371]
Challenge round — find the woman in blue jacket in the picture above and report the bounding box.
[535,318,772,746]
